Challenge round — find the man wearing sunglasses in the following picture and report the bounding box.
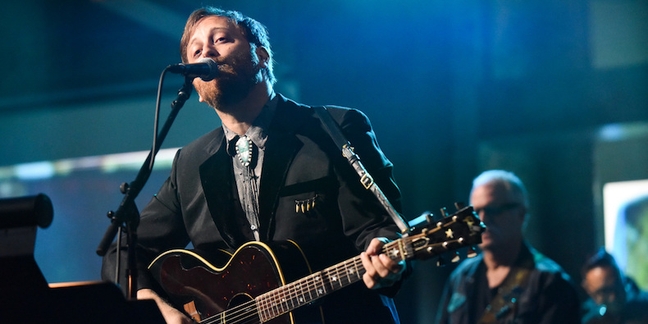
[436,170,581,323]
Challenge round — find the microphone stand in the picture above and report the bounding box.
[96,76,194,299]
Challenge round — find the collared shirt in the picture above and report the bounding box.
[223,92,277,240]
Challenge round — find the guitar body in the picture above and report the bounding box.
[148,206,485,323]
[149,241,324,324]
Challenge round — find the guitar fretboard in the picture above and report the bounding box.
[256,241,402,322]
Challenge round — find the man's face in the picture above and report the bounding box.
[583,266,626,311]
[470,182,525,252]
[185,16,265,109]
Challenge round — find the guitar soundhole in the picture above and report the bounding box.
[216,293,257,323]
[228,293,253,309]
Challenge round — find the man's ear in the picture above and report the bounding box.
[256,46,270,67]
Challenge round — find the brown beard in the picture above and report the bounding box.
[195,47,262,112]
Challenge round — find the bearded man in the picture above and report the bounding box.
[102,7,407,324]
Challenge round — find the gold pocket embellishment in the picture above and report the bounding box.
[295,195,318,213]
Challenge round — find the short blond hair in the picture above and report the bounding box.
[471,169,528,207]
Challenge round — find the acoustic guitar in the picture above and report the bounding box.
[148,205,484,323]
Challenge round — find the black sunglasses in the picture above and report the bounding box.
[474,203,521,216]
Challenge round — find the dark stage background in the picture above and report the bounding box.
[0,0,647,322]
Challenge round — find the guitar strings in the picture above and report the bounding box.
[199,299,259,324]
[253,247,390,322]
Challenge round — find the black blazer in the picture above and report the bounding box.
[103,94,404,323]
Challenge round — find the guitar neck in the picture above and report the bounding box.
[255,241,403,322]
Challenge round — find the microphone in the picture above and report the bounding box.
[167,58,219,81]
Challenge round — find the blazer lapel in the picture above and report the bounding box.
[258,129,302,241]
[257,98,311,241]
[199,131,248,249]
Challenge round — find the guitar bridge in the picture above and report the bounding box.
[184,301,200,322]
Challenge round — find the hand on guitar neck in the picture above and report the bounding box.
[361,237,407,290]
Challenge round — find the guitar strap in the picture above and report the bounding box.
[313,106,410,233]
[478,258,534,323]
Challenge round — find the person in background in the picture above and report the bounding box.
[435,169,581,323]
[102,7,408,324]
[581,247,648,324]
